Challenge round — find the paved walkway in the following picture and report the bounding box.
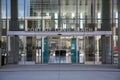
[0,64,120,80]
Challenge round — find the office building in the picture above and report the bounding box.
[0,0,120,67]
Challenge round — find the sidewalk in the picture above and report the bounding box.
[0,64,120,71]
[0,64,120,80]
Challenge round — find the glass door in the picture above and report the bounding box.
[18,36,37,64]
[35,36,42,64]
[84,36,95,64]
[49,36,71,63]
[18,36,26,64]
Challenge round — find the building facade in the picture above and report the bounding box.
[0,0,120,67]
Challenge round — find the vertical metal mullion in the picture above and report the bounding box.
[93,0,96,26]
[93,0,96,64]
[24,0,26,64]
[24,0,25,31]
[111,0,114,64]
[41,0,43,31]
[41,0,43,63]
[76,0,78,31]
[58,0,61,30]
[58,1,61,80]
[6,0,9,64]
[23,0,26,64]
[76,0,78,63]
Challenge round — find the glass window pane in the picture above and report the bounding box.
[60,0,76,19]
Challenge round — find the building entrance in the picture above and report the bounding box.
[49,36,71,63]
[7,32,112,65]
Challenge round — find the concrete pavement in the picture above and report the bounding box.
[0,64,120,80]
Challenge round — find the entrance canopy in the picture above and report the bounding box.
[7,31,112,36]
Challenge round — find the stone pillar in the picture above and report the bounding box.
[118,0,120,68]
[8,0,19,64]
[76,36,79,63]
[101,0,111,64]
[95,36,101,64]
[42,20,45,31]
[102,0,111,31]
[101,36,111,64]
[8,36,19,64]
[25,20,27,31]
[10,0,18,31]
[0,0,1,66]
[41,37,44,63]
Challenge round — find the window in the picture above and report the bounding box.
[2,20,6,29]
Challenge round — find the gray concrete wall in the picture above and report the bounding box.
[118,0,120,68]
[101,0,111,64]
[0,0,1,66]
[8,36,19,64]
[10,0,18,31]
[8,0,19,64]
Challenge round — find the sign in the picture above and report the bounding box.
[71,44,75,49]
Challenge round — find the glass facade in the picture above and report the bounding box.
[1,0,119,64]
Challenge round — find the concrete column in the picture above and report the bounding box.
[37,20,41,31]
[118,0,120,68]
[42,20,45,31]
[95,36,100,64]
[76,36,79,63]
[0,0,1,66]
[101,0,111,31]
[23,36,26,62]
[41,37,44,63]
[10,0,18,31]
[14,36,19,64]
[7,0,19,64]
[101,36,112,64]
[7,19,9,31]
[8,36,19,64]
[101,0,111,64]
[25,20,27,31]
